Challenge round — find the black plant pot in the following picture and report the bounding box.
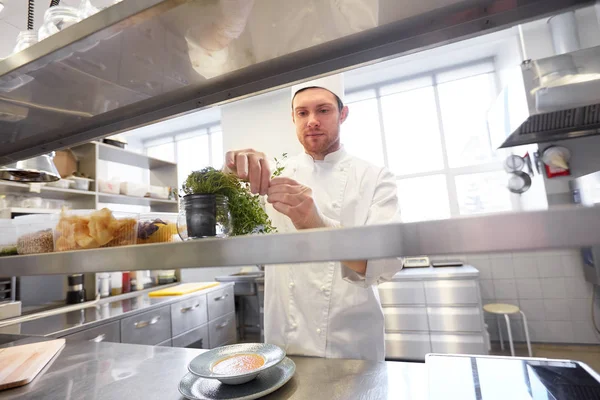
[183,194,218,238]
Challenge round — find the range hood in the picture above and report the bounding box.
[489,12,600,149]
[0,0,592,164]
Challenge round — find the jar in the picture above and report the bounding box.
[38,6,82,41]
[78,0,122,19]
[13,31,38,54]
[110,272,123,296]
[177,194,232,240]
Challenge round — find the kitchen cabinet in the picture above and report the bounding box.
[172,324,208,349]
[207,286,235,321]
[379,266,487,361]
[208,312,237,348]
[64,321,120,343]
[171,295,208,337]
[121,306,172,346]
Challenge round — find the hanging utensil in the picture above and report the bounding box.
[523,152,534,175]
[508,171,532,194]
[504,155,525,173]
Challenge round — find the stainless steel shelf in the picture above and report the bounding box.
[96,142,177,170]
[97,193,177,207]
[2,206,600,277]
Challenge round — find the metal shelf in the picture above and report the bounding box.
[0,182,95,200]
[97,193,177,207]
[96,142,177,170]
[2,206,600,277]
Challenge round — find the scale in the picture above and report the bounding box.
[403,256,431,268]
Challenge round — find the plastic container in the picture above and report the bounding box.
[46,179,74,189]
[0,220,18,257]
[67,176,94,191]
[149,185,170,199]
[54,208,139,252]
[137,212,178,244]
[13,31,38,54]
[98,179,120,194]
[14,214,58,255]
[97,273,110,298]
[21,196,45,209]
[120,182,149,198]
[110,272,123,296]
[38,6,82,41]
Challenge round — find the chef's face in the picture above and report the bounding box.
[292,88,349,159]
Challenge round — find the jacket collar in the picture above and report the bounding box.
[299,146,347,165]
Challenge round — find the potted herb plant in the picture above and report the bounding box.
[178,167,275,239]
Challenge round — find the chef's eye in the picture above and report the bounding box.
[297,111,307,117]
[319,109,330,114]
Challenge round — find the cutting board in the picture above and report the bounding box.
[0,339,65,391]
[149,282,220,297]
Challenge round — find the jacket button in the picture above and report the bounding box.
[320,285,327,292]
[289,282,295,289]
[291,322,297,329]
[316,328,321,334]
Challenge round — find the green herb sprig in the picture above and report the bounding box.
[271,153,288,178]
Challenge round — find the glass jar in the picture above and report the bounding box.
[38,6,82,41]
[79,0,122,19]
[13,31,38,54]
[177,194,232,240]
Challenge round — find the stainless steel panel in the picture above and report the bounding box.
[208,312,236,349]
[378,282,425,306]
[385,332,431,361]
[172,324,208,349]
[3,207,600,277]
[0,0,590,163]
[424,280,479,305]
[156,338,172,347]
[430,333,487,355]
[207,286,235,321]
[427,307,483,333]
[170,294,207,337]
[64,321,120,343]
[120,306,171,346]
[383,307,429,332]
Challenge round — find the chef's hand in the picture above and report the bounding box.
[267,177,330,230]
[224,149,270,195]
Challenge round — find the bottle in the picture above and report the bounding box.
[97,273,110,298]
[122,271,131,293]
[110,272,123,296]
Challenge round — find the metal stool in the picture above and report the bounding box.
[483,303,532,357]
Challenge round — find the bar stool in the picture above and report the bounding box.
[483,303,532,357]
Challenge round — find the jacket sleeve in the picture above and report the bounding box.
[341,167,403,287]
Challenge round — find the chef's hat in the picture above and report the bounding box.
[291,74,345,104]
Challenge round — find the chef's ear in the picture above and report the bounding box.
[339,105,349,124]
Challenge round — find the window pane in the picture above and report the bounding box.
[147,142,175,163]
[455,171,512,215]
[177,135,210,186]
[342,98,385,167]
[397,175,450,222]
[381,87,444,175]
[211,130,224,168]
[438,73,497,168]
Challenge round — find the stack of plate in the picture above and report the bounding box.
[179,343,296,400]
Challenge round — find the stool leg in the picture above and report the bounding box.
[520,311,533,357]
[504,314,515,356]
[497,316,505,351]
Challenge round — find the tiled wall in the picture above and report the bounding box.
[433,250,600,345]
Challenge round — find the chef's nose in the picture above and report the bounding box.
[307,113,320,128]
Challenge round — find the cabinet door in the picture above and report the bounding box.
[378,281,426,306]
[385,332,431,361]
[207,286,235,321]
[208,312,236,348]
[64,321,120,343]
[171,294,208,337]
[173,324,208,349]
[427,307,483,333]
[121,306,171,346]
[383,307,429,332]
[424,280,479,305]
[430,333,487,355]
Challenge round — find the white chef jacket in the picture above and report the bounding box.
[263,147,401,362]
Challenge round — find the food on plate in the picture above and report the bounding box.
[55,208,137,251]
[17,229,54,254]
[137,219,177,244]
[211,353,265,375]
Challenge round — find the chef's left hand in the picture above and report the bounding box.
[267,177,327,230]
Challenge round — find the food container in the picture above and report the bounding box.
[120,182,149,198]
[137,213,178,244]
[38,6,82,41]
[54,208,139,252]
[148,185,170,199]
[110,272,123,296]
[67,176,94,191]
[14,214,58,255]
[0,220,18,257]
[46,179,74,189]
[20,196,45,209]
[98,179,120,194]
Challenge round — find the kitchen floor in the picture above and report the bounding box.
[490,342,600,372]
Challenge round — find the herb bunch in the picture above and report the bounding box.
[181,167,275,236]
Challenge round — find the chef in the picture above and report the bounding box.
[224,75,401,362]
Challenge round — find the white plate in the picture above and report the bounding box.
[179,357,295,400]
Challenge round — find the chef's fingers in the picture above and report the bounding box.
[269,177,299,187]
[271,201,292,217]
[267,183,302,196]
[236,153,249,180]
[247,154,262,194]
[266,192,302,206]
[259,158,270,196]
[225,151,236,169]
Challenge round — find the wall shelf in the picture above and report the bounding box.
[98,193,178,207]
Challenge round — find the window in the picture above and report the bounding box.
[343,60,512,222]
[145,124,223,187]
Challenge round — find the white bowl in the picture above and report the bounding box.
[188,343,285,385]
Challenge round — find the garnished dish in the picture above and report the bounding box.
[212,354,266,375]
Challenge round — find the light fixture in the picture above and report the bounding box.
[0,153,61,182]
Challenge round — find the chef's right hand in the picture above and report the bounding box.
[224,149,271,195]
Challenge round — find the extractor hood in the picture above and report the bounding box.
[489,12,600,149]
[0,0,593,164]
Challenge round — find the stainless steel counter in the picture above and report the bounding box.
[0,338,427,400]
[0,283,232,338]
